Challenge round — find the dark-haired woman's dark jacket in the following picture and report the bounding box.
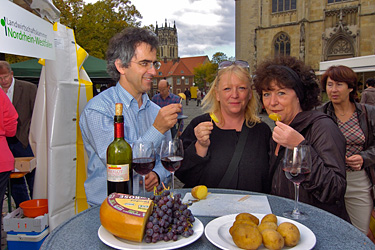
[319,102,375,188]
[269,110,350,221]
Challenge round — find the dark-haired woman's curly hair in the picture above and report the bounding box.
[253,56,321,111]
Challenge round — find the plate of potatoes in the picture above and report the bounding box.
[205,213,316,250]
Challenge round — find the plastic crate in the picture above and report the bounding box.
[7,228,49,250]
[3,208,48,232]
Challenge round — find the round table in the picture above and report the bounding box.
[40,189,375,249]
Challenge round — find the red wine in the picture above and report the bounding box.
[161,156,183,172]
[283,167,311,184]
[133,157,155,175]
[106,103,133,195]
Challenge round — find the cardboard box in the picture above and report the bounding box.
[3,208,48,233]
[13,157,36,172]
[7,228,49,250]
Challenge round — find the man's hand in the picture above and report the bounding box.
[273,121,304,149]
[144,171,159,191]
[153,104,182,134]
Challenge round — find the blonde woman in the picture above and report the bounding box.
[176,61,271,193]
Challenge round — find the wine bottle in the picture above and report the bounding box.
[106,103,133,195]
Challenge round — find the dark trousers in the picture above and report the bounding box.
[0,171,11,232]
[8,141,35,207]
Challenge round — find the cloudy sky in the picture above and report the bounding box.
[85,0,236,59]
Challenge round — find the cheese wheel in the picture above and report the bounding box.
[100,193,153,242]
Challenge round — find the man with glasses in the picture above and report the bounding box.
[152,79,184,137]
[79,27,181,206]
[0,61,37,207]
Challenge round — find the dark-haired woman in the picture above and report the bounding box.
[253,56,350,221]
[320,65,375,234]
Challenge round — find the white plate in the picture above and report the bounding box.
[205,213,316,250]
[98,217,204,250]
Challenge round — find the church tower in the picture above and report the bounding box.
[155,19,178,60]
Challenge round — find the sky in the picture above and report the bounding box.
[84,0,235,59]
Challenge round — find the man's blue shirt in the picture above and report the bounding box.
[79,83,171,205]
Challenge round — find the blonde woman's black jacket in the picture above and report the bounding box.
[269,110,350,222]
[319,102,375,186]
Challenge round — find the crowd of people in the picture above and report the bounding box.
[1,26,375,240]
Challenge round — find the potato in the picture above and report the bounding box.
[235,213,259,225]
[232,224,262,250]
[191,185,208,200]
[229,219,257,235]
[277,222,300,247]
[258,221,278,233]
[261,214,277,224]
[261,229,284,250]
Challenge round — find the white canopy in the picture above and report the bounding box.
[319,55,375,75]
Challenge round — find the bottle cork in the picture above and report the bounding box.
[115,103,123,116]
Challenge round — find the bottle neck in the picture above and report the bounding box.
[114,115,124,139]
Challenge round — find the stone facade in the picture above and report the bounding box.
[155,19,178,60]
[235,0,375,75]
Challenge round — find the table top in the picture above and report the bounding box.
[40,188,375,250]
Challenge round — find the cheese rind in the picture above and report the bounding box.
[100,193,153,242]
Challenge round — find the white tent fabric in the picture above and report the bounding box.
[29,23,91,230]
[319,55,375,75]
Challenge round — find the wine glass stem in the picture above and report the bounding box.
[142,175,146,197]
[293,183,300,214]
[171,172,175,193]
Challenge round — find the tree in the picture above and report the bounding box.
[211,52,228,65]
[193,62,217,89]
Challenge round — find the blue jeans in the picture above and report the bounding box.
[8,141,35,207]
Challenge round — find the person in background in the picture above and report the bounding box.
[361,78,375,105]
[176,60,271,193]
[196,89,202,107]
[319,65,375,234]
[184,88,191,105]
[152,79,184,137]
[0,87,17,232]
[0,61,37,207]
[253,56,350,221]
[79,27,181,206]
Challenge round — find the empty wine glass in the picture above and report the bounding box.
[132,141,156,196]
[160,139,184,193]
[282,145,312,220]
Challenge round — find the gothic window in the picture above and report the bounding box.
[327,37,354,59]
[272,0,296,13]
[161,48,164,57]
[274,33,291,56]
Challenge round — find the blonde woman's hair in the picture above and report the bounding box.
[202,65,260,127]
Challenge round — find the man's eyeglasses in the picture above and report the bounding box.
[0,74,11,82]
[218,60,249,70]
[131,60,161,70]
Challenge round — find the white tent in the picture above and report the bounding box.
[319,55,375,75]
[29,22,91,230]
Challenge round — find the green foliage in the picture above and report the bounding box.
[193,62,217,89]
[211,52,228,64]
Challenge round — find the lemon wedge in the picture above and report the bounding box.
[268,113,281,122]
[210,113,219,123]
[178,93,186,100]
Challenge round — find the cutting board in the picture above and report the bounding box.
[182,193,272,217]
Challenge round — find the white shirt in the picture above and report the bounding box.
[3,77,15,103]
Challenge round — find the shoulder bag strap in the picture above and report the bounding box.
[218,125,250,187]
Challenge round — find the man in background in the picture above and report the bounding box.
[361,78,375,105]
[184,87,191,105]
[152,79,183,137]
[0,61,37,207]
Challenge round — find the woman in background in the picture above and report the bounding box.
[0,88,18,232]
[176,61,271,193]
[253,56,350,221]
[320,65,375,234]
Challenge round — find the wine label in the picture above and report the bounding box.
[107,164,130,182]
